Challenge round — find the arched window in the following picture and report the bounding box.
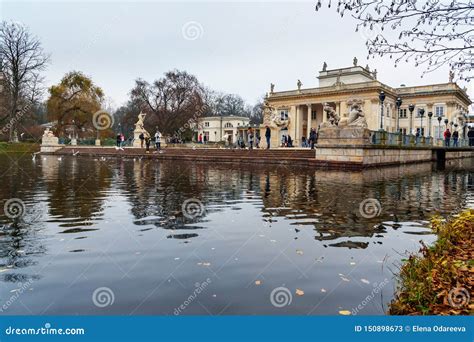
[224,122,233,128]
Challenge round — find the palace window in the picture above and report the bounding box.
[399,109,407,118]
[280,109,289,121]
[311,110,317,120]
[435,106,444,117]
[204,122,210,127]
[224,122,233,128]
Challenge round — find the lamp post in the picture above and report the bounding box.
[428,111,433,138]
[419,108,425,137]
[437,116,442,139]
[408,104,415,134]
[396,97,402,133]
[379,91,385,131]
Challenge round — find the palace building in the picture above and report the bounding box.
[263,59,471,147]
[195,115,251,143]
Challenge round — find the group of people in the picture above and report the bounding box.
[138,130,162,152]
[443,128,460,147]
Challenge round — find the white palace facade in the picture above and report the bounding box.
[264,60,471,147]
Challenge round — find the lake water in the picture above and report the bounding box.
[0,154,472,315]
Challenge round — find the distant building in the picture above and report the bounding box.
[264,60,471,147]
[195,115,253,143]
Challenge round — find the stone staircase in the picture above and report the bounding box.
[54,147,317,167]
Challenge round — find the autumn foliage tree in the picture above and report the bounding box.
[317,0,474,81]
[47,71,105,137]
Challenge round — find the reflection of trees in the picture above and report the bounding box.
[0,155,46,283]
[42,156,113,229]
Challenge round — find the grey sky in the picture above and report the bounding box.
[1,1,471,109]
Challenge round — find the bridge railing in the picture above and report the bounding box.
[370,131,470,148]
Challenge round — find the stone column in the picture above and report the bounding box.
[322,103,328,123]
[307,104,312,135]
[294,105,300,146]
[340,101,347,119]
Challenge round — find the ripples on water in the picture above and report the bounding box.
[0,154,472,315]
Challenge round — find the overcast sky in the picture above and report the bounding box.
[1,1,471,109]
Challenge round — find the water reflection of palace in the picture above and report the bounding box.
[0,156,472,285]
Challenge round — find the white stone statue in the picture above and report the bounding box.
[297,79,302,91]
[43,127,55,138]
[132,111,151,147]
[321,103,339,127]
[339,99,367,128]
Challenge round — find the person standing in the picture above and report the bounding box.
[154,130,161,151]
[198,133,203,144]
[248,128,254,150]
[116,133,121,148]
[203,134,207,145]
[468,127,474,147]
[444,128,451,147]
[255,134,260,149]
[120,133,125,148]
[139,132,145,148]
[145,136,151,153]
[452,130,459,147]
[265,126,271,149]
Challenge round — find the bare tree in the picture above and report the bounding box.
[316,0,473,81]
[0,21,49,141]
[131,70,205,135]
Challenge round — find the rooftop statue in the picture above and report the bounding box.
[297,79,302,91]
[322,62,327,71]
[353,57,358,66]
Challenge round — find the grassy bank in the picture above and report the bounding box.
[389,210,473,315]
[0,142,40,153]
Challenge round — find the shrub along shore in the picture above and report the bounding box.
[389,210,473,315]
[0,142,40,153]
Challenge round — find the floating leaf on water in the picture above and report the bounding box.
[339,310,351,315]
[321,288,327,293]
[0,269,10,273]
[270,239,276,243]
[174,257,180,260]
[361,279,370,284]
[255,280,262,285]
[202,262,211,266]
[296,250,304,255]
[350,262,356,265]
[340,277,350,282]
[296,289,304,296]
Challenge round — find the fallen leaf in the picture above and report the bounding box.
[321,288,327,293]
[360,279,370,284]
[340,277,350,282]
[339,310,351,315]
[350,262,356,266]
[202,262,211,266]
[255,280,262,285]
[296,289,304,296]
[296,249,304,255]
